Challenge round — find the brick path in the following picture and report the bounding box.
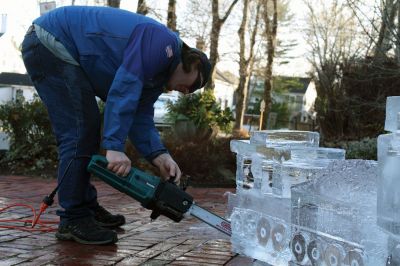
[0,175,254,265]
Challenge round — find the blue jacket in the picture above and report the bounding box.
[34,6,182,160]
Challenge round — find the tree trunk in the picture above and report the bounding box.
[137,0,148,15]
[262,0,277,130]
[107,0,120,8]
[207,0,239,91]
[167,0,177,31]
[374,0,396,62]
[234,0,261,131]
[234,0,250,131]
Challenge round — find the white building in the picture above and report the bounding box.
[213,69,237,110]
[0,72,36,150]
[301,80,317,123]
[0,72,35,104]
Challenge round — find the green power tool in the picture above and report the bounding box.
[87,155,232,236]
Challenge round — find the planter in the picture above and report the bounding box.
[174,116,218,142]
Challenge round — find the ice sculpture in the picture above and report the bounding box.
[291,160,388,265]
[228,99,400,265]
[378,96,400,235]
[250,130,320,148]
[229,130,346,265]
[377,96,400,265]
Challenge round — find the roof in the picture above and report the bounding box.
[275,76,311,94]
[250,75,311,94]
[0,72,33,86]
[215,69,238,85]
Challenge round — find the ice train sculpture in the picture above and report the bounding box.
[228,96,400,265]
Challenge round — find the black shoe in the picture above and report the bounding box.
[93,205,126,228]
[56,216,118,245]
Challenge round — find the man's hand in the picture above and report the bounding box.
[152,153,182,184]
[106,150,131,177]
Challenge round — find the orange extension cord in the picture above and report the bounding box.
[0,156,93,232]
[0,203,59,232]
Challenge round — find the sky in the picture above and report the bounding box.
[0,0,311,77]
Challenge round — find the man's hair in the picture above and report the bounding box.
[181,42,211,92]
[181,43,202,72]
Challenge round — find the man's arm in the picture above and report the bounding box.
[127,111,168,162]
[102,23,178,152]
[127,111,182,183]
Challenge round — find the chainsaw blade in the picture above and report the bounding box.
[188,204,232,236]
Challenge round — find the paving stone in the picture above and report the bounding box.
[0,235,23,243]
[0,246,30,254]
[0,251,18,259]
[114,245,147,254]
[182,239,206,245]
[0,255,29,265]
[153,244,197,261]
[225,255,255,265]
[184,250,231,260]
[11,253,62,266]
[115,255,148,265]
[16,250,47,259]
[0,241,51,250]
[140,259,172,265]
[57,257,116,266]
[174,254,229,264]
[134,243,177,259]
[163,236,187,244]
[169,262,215,266]
[0,176,243,265]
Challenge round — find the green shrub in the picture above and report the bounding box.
[323,137,377,160]
[166,90,234,133]
[0,95,57,174]
[345,138,377,160]
[125,133,236,187]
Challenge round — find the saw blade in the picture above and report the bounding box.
[188,204,231,236]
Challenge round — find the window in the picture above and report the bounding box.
[15,89,24,103]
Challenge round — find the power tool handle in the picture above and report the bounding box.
[92,155,108,167]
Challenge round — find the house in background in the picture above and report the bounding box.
[0,72,35,150]
[247,76,314,129]
[0,72,35,104]
[213,69,237,110]
[301,80,317,123]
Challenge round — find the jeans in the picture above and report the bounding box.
[21,28,100,223]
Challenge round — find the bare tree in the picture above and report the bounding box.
[234,0,262,130]
[179,1,212,52]
[304,0,363,139]
[207,0,239,90]
[372,0,397,62]
[261,0,278,129]
[347,0,400,63]
[137,0,148,15]
[167,0,177,31]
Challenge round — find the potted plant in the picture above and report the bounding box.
[166,90,234,141]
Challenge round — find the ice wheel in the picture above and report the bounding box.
[307,239,324,266]
[291,233,307,262]
[324,244,344,266]
[271,223,286,251]
[256,217,271,246]
[343,250,364,266]
[231,210,243,235]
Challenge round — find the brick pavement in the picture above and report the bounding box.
[0,175,254,266]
